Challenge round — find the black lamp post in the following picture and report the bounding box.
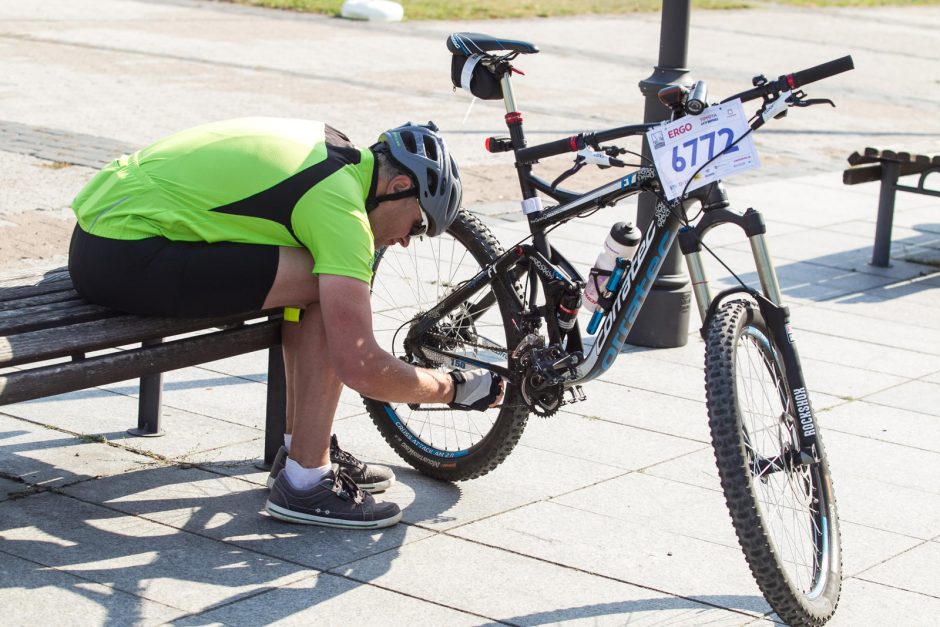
[626,0,693,348]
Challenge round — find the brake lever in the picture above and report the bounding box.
[790,97,836,108]
[551,159,585,189]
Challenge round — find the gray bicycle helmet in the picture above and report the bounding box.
[375,122,462,237]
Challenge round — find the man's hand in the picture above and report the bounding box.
[448,369,504,411]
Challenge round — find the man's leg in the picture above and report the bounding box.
[281,302,344,469]
[262,248,340,469]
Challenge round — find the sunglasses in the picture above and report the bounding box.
[409,218,427,238]
[408,210,428,237]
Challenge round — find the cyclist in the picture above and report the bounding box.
[68,117,504,529]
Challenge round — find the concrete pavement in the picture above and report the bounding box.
[1,1,939,625]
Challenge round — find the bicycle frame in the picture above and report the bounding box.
[405,66,822,461]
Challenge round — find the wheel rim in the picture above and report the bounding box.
[370,229,512,456]
[735,325,831,599]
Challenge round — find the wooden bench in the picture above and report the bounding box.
[0,265,286,466]
[843,147,940,267]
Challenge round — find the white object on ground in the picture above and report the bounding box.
[340,0,404,22]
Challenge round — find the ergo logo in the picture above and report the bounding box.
[668,123,693,139]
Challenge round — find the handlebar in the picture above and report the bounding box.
[515,55,854,164]
[722,55,854,104]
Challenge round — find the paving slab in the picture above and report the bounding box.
[819,400,940,453]
[543,379,712,442]
[61,464,432,572]
[0,413,158,488]
[857,541,940,599]
[791,302,940,356]
[0,475,26,501]
[0,490,316,614]
[794,329,940,379]
[190,570,486,626]
[5,392,266,462]
[824,430,940,539]
[827,577,940,627]
[334,533,760,625]
[813,291,940,332]
[0,550,186,626]
[515,409,706,471]
[863,380,940,416]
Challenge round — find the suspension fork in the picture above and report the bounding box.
[678,201,821,464]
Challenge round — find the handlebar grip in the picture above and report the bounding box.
[723,55,855,104]
[787,55,854,89]
[516,135,581,163]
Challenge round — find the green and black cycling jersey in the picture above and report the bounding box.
[73,117,377,284]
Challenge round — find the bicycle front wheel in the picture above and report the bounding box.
[364,209,529,481]
[704,299,841,626]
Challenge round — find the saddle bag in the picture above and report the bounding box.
[450,54,504,100]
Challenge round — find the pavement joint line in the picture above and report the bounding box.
[852,536,936,578]
[0,543,191,615]
[788,323,940,359]
[853,575,940,601]
[440,529,767,621]
[163,570,322,625]
[822,420,940,459]
[592,377,706,405]
[817,424,940,456]
[324,566,515,625]
[544,409,713,446]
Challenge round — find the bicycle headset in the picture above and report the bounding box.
[369,122,463,237]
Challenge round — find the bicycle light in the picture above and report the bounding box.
[485,136,513,153]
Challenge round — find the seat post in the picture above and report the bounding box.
[500,73,518,115]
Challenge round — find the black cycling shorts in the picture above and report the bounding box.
[68,226,280,318]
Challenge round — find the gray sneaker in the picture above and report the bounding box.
[265,469,402,529]
[266,437,395,493]
[266,446,288,490]
[330,434,395,493]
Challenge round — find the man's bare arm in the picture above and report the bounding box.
[318,274,455,404]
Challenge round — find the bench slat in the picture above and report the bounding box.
[843,161,937,185]
[0,278,73,304]
[0,301,119,335]
[0,310,277,368]
[0,289,82,312]
[0,319,281,405]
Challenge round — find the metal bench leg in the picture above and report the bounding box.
[871,161,900,267]
[258,343,286,470]
[128,338,166,437]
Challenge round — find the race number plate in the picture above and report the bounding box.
[647,99,759,200]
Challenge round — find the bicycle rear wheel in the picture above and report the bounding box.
[363,209,529,481]
[704,299,841,626]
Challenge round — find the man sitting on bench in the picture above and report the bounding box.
[68,118,503,529]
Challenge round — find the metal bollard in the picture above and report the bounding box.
[626,0,694,349]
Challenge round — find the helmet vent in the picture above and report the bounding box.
[426,168,439,196]
[401,131,417,154]
[422,135,438,160]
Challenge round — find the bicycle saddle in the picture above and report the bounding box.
[447,32,539,56]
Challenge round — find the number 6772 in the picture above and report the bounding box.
[672,128,739,172]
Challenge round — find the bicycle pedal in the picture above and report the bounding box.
[561,385,586,405]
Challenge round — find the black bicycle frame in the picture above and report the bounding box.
[403,61,828,464]
[405,163,684,386]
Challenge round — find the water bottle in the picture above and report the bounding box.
[583,222,642,332]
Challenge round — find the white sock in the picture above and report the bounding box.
[284,433,292,452]
[284,458,331,491]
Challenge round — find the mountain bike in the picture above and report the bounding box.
[364,32,852,626]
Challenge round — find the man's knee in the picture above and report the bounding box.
[263,247,320,308]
